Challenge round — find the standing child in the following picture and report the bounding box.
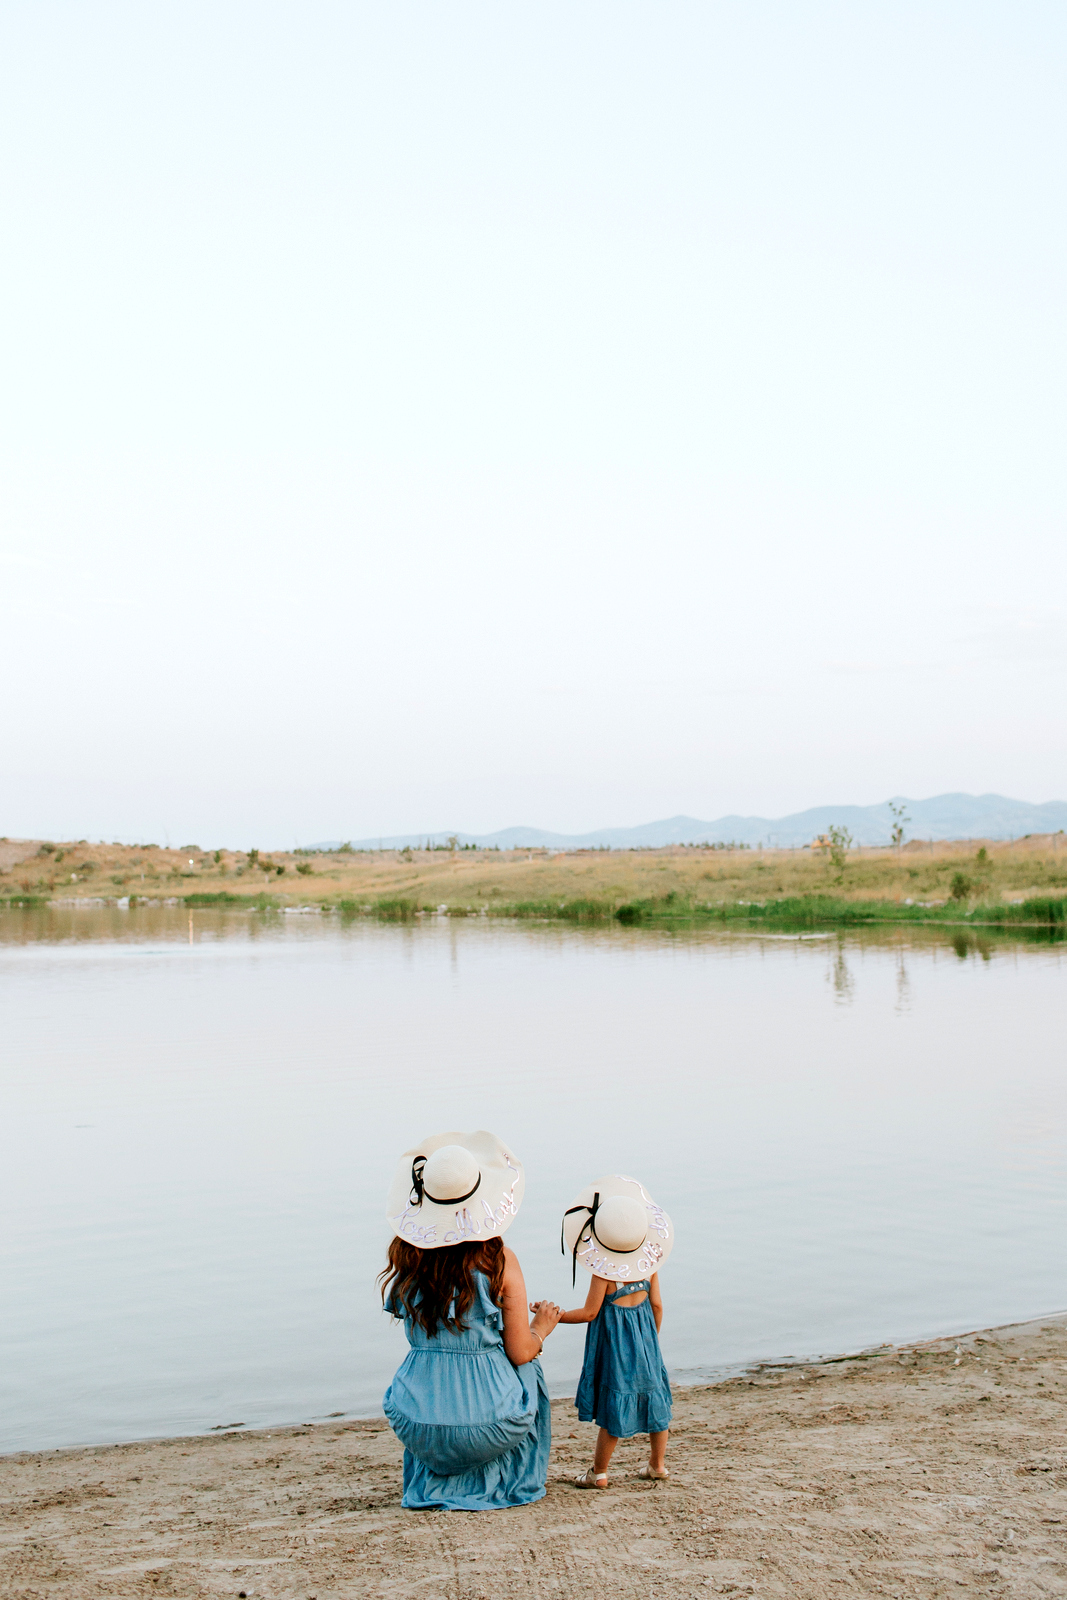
[542,1174,674,1488]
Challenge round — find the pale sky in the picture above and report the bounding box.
[2,2,1064,846]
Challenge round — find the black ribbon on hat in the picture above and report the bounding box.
[409,1154,482,1210]
[561,1190,602,1286]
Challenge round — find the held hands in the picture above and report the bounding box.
[528,1299,562,1340]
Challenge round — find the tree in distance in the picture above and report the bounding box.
[827,825,853,880]
[889,801,909,853]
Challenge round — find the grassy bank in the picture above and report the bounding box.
[4,831,1067,933]
[177,886,1067,934]
[607,890,1067,931]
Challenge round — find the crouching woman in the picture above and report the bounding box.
[381,1132,561,1510]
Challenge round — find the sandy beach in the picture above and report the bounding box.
[4,1315,1066,1599]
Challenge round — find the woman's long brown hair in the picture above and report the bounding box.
[379,1235,506,1337]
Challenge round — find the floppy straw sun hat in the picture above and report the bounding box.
[561,1174,674,1284]
[386,1130,525,1249]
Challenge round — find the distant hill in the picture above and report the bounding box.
[310,792,1067,852]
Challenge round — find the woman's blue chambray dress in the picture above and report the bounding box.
[575,1279,673,1437]
[383,1270,551,1510]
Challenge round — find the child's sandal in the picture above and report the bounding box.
[638,1465,669,1481]
[575,1468,608,1489]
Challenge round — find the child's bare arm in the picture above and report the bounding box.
[561,1275,609,1322]
[649,1271,663,1333]
[533,1276,609,1324]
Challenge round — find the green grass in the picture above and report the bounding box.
[980,896,1067,927]
[374,897,420,921]
[493,897,618,922]
[182,891,248,906]
[161,886,1067,938]
[0,894,51,908]
[182,891,282,910]
[611,891,1067,930]
[336,896,420,920]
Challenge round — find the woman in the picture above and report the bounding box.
[381,1130,561,1510]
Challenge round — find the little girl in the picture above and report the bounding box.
[538,1174,674,1488]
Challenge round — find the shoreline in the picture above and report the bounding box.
[4,834,1067,936]
[8,1309,1067,1465]
[4,1313,1067,1597]
[3,893,1067,940]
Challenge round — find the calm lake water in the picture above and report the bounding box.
[2,907,1065,1453]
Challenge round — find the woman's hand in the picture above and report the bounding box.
[529,1300,562,1340]
[501,1250,560,1365]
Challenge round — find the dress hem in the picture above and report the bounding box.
[401,1486,548,1512]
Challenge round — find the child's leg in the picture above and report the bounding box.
[649,1429,669,1472]
[593,1428,619,1475]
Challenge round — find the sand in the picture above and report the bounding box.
[3,1317,1067,1598]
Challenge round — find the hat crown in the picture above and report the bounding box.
[594,1194,648,1253]
[422,1144,480,1201]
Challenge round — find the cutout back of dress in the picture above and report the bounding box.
[606,1279,650,1309]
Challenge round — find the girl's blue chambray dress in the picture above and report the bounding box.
[383,1270,551,1510]
[575,1279,673,1437]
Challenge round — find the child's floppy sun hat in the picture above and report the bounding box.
[561,1174,673,1284]
[387,1130,524,1249]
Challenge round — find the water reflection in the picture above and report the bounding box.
[0,902,1063,959]
[829,940,854,1004]
[1,906,1065,1453]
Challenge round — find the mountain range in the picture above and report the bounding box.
[313,793,1067,852]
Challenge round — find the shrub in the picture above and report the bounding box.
[949,872,972,901]
[1012,896,1067,926]
[375,897,419,920]
[500,898,616,922]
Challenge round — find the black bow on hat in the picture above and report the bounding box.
[561,1190,602,1286]
[408,1154,482,1209]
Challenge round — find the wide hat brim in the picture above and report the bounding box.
[387,1130,525,1250]
[562,1174,673,1283]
